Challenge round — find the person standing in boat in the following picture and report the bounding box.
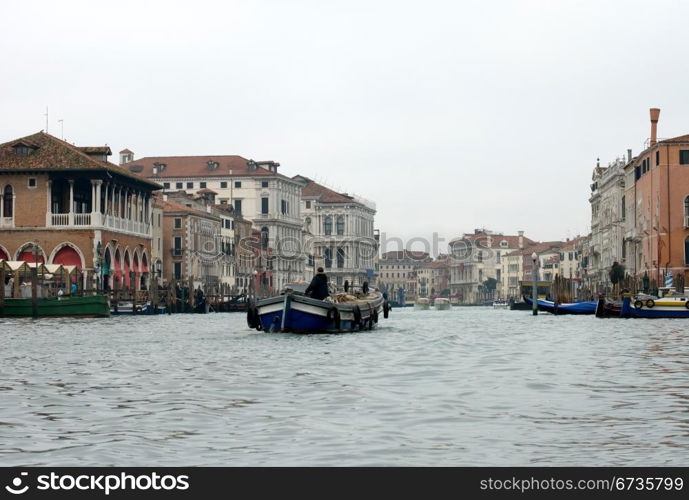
[305,267,329,300]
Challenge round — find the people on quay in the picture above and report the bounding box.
[70,281,78,295]
[305,267,329,300]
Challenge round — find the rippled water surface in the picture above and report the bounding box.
[1,307,688,466]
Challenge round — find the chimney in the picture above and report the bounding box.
[627,149,632,163]
[518,230,524,249]
[650,108,660,146]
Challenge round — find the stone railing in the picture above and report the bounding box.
[46,212,151,237]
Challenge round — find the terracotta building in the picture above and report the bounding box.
[0,132,161,290]
[622,108,689,285]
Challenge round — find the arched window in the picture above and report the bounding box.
[336,216,345,235]
[3,185,13,218]
[260,227,269,250]
[684,196,689,223]
[324,216,332,235]
[337,247,345,268]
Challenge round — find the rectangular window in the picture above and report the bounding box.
[200,182,207,188]
[305,201,311,209]
[173,236,182,256]
[234,199,242,213]
[656,150,660,166]
[621,195,626,221]
[220,181,227,188]
[235,181,241,188]
[187,182,194,189]
[174,262,182,280]
[261,197,269,214]
[28,178,37,188]
[281,199,287,215]
[174,217,181,229]
[680,150,689,165]
[163,182,170,189]
[261,181,269,188]
[176,182,183,189]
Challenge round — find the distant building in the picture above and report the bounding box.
[589,154,627,292]
[123,152,304,291]
[295,176,377,288]
[451,230,534,303]
[378,250,431,302]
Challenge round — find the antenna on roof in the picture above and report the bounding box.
[44,107,49,134]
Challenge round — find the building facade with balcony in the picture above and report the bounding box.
[589,155,627,292]
[0,132,160,290]
[295,176,377,288]
[123,152,304,292]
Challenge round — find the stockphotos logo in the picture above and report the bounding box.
[3,472,190,496]
[5,472,29,495]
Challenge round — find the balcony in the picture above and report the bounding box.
[171,248,184,257]
[46,212,151,237]
[0,217,13,229]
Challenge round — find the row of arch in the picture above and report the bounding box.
[0,242,158,291]
[0,241,85,267]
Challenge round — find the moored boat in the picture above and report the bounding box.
[523,296,597,315]
[492,299,509,309]
[0,295,110,318]
[111,301,166,315]
[434,297,451,310]
[414,297,430,310]
[618,293,689,318]
[247,283,389,333]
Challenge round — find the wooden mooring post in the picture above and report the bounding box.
[0,267,5,317]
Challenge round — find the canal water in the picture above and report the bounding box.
[1,307,688,466]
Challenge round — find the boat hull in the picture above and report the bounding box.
[523,297,596,315]
[252,292,385,333]
[619,296,689,318]
[0,296,110,317]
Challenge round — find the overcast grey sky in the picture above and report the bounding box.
[3,0,689,250]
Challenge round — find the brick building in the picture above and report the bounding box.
[0,132,160,290]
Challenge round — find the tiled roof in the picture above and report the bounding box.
[78,146,112,155]
[381,250,430,261]
[0,132,161,189]
[298,177,354,204]
[123,155,293,180]
[160,199,218,218]
[660,134,689,143]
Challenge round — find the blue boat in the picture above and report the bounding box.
[523,296,597,315]
[247,286,389,333]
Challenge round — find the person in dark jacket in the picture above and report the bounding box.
[305,267,329,300]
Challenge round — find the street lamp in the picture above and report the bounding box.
[531,252,538,316]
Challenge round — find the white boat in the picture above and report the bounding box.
[414,297,430,310]
[434,297,451,310]
[493,300,509,309]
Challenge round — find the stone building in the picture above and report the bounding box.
[122,152,304,292]
[295,176,377,288]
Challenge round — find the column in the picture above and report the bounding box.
[95,180,102,224]
[45,180,52,226]
[0,192,4,219]
[68,180,75,225]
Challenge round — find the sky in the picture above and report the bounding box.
[3,0,689,253]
